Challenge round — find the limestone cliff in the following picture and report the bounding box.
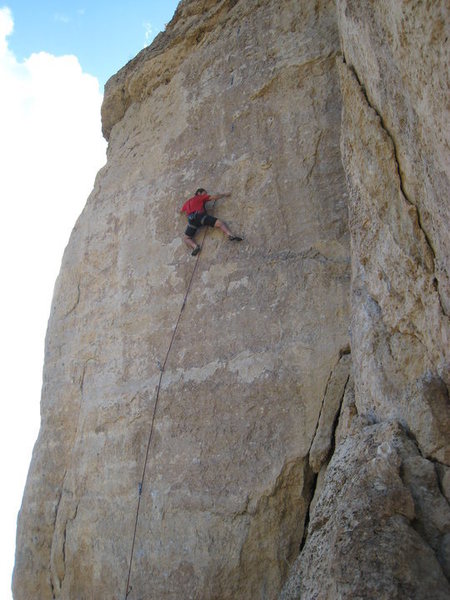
[282,2,450,598]
[13,1,449,599]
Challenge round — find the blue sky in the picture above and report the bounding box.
[6,0,179,86]
[0,2,179,598]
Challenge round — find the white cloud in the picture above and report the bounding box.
[144,21,154,45]
[0,6,106,598]
[0,3,12,45]
[54,12,70,23]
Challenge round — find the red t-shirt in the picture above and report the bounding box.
[181,193,211,215]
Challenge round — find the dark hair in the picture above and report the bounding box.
[195,188,207,195]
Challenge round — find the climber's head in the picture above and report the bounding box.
[195,188,207,195]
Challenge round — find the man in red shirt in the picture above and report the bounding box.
[180,188,242,255]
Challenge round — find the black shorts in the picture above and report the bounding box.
[185,212,217,238]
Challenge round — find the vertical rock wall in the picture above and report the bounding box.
[14,1,351,598]
[282,1,450,598]
[338,0,449,460]
[13,1,450,599]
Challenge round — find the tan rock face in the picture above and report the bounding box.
[281,421,450,600]
[337,0,450,316]
[336,0,450,462]
[338,55,450,464]
[13,1,350,599]
[281,1,450,598]
[13,0,450,598]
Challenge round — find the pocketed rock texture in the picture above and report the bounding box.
[282,1,450,598]
[13,1,450,599]
[281,421,450,600]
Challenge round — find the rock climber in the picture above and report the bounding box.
[180,188,243,255]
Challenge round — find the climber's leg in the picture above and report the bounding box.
[184,234,199,251]
[214,219,233,237]
[214,219,242,241]
[184,221,201,254]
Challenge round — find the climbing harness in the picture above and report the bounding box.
[188,210,209,225]
[123,206,215,600]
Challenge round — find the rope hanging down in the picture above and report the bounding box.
[123,216,213,600]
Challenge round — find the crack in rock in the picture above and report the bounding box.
[309,351,352,473]
[233,458,315,599]
[341,55,446,317]
[50,486,79,597]
[281,420,450,599]
[63,281,81,318]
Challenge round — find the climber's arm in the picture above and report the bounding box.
[208,192,231,201]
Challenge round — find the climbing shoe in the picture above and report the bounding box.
[191,245,201,256]
[228,236,243,242]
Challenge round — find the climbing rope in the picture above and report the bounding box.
[123,216,213,600]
